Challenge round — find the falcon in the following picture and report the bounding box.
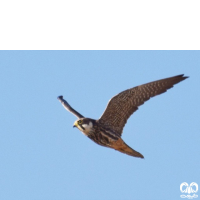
[57,74,188,158]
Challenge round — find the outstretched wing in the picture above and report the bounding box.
[98,74,188,136]
[57,96,84,118]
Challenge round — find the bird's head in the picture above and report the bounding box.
[73,118,94,134]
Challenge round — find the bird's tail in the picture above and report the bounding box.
[114,139,144,158]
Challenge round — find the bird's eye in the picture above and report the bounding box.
[78,120,82,125]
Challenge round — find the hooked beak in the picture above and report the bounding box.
[73,121,85,130]
[73,121,78,128]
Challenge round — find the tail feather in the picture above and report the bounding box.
[112,139,144,158]
[118,143,144,158]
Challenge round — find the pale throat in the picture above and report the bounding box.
[79,121,93,135]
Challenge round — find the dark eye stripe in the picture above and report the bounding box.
[79,124,85,130]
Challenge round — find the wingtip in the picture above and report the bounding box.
[184,75,189,79]
[57,95,63,100]
[181,75,189,81]
[178,74,189,79]
[172,74,189,83]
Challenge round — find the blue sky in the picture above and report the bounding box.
[0,51,199,200]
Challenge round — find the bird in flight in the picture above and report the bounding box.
[57,74,188,158]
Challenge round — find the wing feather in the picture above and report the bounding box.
[98,74,188,136]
